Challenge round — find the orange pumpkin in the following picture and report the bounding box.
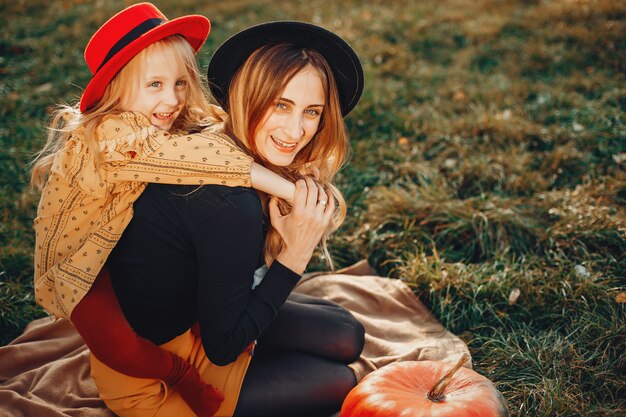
[340,354,509,417]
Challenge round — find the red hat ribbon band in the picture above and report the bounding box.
[95,18,165,74]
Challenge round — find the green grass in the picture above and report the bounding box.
[1,0,625,415]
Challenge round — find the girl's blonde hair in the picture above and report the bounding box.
[31,35,220,189]
[222,43,349,268]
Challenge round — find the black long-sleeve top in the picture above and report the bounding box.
[108,183,301,366]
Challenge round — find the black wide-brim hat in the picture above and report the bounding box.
[207,21,364,116]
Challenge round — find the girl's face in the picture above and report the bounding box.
[253,65,325,167]
[120,49,187,131]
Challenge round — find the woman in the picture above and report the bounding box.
[91,21,365,417]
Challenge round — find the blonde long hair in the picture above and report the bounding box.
[222,43,350,268]
[31,35,220,189]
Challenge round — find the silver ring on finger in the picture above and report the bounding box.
[318,199,327,207]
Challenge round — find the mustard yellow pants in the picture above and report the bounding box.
[90,329,252,417]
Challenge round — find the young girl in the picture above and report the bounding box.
[31,3,293,416]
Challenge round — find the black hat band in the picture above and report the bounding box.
[96,17,165,74]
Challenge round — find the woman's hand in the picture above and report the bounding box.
[269,177,335,274]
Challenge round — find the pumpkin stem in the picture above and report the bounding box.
[426,353,470,403]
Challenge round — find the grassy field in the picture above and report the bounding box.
[1,0,625,415]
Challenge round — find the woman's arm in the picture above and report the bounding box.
[193,179,332,365]
[271,177,335,274]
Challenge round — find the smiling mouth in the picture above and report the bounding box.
[270,135,297,149]
[154,112,174,120]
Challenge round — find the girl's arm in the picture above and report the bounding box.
[71,267,224,416]
[101,112,295,199]
[250,162,295,201]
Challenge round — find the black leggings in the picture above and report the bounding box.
[233,292,365,417]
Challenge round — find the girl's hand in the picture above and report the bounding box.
[269,177,335,274]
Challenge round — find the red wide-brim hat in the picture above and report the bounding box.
[80,2,210,112]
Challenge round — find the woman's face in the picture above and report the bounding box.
[253,65,325,167]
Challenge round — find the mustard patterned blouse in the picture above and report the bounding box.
[34,111,253,319]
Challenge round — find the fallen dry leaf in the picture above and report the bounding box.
[453,90,467,102]
[508,288,521,305]
[398,137,410,149]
